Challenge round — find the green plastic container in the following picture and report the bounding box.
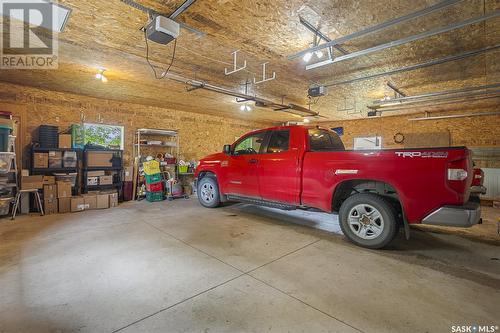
[145,173,162,184]
[146,191,165,202]
[71,124,84,149]
[0,125,12,152]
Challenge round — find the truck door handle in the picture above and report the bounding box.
[248,159,258,164]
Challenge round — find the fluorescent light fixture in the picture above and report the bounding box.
[303,52,313,62]
[303,118,310,123]
[315,50,324,58]
[0,1,72,32]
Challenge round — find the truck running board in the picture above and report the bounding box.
[226,195,297,211]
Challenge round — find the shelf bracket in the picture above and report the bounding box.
[224,50,247,75]
[253,62,276,84]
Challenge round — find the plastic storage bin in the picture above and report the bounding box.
[63,151,77,168]
[146,182,163,192]
[145,173,162,184]
[38,125,59,148]
[178,165,189,173]
[0,124,12,152]
[0,197,12,215]
[0,152,14,174]
[143,160,160,175]
[146,191,165,202]
[54,173,78,186]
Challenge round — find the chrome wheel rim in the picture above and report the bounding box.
[347,204,384,240]
[200,183,215,203]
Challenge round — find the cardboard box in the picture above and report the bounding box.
[99,175,113,185]
[43,176,56,185]
[33,153,48,168]
[57,181,72,198]
[71,197,86,212]
[83,194,97,210]
[44,198,58,215]
[109,192,118,207]
[48,151,63,168]
[87,151,113,167]
[96,194,109,209]
[43,184,57,200]
[87,170,105,177]
[21,175,44,190]
[87,177,99,186]
[58,197,71,213]
[59,134,72,148]
[124,166,134,182]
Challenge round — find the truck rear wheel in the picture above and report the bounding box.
[197,176,221,208]
[339,193,399,249]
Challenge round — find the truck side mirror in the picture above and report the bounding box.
[223,144,232,155]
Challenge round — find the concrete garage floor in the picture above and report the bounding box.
[0,199,499,333]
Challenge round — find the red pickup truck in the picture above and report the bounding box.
[195,125,481,249]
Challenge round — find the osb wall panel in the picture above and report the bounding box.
[322,113,500,168]
[0,83,272,168]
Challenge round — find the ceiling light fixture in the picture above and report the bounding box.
[240,104,252,112]
[95,69,108,83]
[303,118,311,123]
[0,1,72,32]
[303,52,313,63]
[315,50,324,58]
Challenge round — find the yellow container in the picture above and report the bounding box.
[143,160,161,175]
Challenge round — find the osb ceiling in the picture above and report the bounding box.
[0,0,499,123]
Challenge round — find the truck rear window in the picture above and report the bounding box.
[308,129,345,151]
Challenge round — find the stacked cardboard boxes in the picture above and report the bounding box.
[21,174,119,214]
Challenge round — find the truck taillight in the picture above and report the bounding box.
[472,168,484,186]
[446,157,471,197]
[448,168,468,181]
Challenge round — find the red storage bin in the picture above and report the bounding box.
[146,182,163,193]
[164,157,176,165]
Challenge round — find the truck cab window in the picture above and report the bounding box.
[233,133,266,155]
[267,130,290,153]
[309,129,345,151]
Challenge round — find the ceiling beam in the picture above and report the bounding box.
[371,83,500,106]
[409,111,500,121]
[169,0,197,19]
[321,44,500,87]
[306,10,500,69]
[289,0,463,60]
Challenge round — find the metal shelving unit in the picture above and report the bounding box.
[31,147,81,195]
[0,135,18,217]
[82,149,123,195]
[133,129,180,200]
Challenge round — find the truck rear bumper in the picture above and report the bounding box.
[422,202,481,228]
[470,185,487,195]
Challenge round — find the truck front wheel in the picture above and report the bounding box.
[339,193,399,249]
[197,176,221,208]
